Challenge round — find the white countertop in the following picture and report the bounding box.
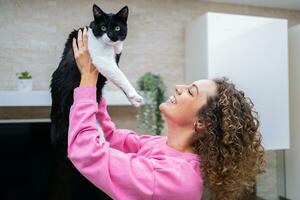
[0,118,51,123]
[0,89,133,106]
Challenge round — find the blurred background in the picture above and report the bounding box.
[0,0,299,200]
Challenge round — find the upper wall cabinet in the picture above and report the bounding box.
[185,12,289,150]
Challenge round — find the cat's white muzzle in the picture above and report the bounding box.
[102,33,120,46]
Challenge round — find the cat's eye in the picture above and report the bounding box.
[101,26,107,31]
[115,26,120,31]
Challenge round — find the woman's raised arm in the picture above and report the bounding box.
[67,87,155,199]
[96,94,155,153]
[72,28,155,153]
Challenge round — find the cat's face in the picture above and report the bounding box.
[89,4,128,45]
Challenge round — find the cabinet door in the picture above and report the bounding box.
[186,12,289,150]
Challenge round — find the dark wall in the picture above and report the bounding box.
[0,122,111,200]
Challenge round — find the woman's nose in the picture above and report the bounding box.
[175,85,183,95]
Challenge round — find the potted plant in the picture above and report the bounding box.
[136,72,167,135]
[16,71,32,91]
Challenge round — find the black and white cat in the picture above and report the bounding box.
[50,4,142,160]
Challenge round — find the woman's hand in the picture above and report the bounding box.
[72,27,99,86]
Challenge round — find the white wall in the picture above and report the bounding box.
[185,14,208,83]
[285,24,300,200]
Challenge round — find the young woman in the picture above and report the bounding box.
[67,28,266,200]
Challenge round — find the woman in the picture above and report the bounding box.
[68,28,266,200]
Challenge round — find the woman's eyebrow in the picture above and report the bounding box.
[192,84,199,95]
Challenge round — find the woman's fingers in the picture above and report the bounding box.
[72,27,96,77]
[83,27,88,50]
[77,29,83,50]
[72,38,78,57]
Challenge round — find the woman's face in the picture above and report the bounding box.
[159,79,217,127]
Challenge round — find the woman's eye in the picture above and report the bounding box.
[115,26,120,31]
[188,89,193,96]
[101,26,107,31]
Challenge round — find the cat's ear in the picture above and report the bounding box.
[116,6,129,22]
[93,4,105,19]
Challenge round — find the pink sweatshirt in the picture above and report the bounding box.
[67,86,204,200]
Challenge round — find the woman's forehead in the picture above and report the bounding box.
[193,79,210,88]
[193,79,217,97]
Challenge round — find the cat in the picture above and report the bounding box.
[50,4,143,160]
[50,5,140,199]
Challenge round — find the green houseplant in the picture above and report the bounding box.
[17,71,32,79]
[16,71,32,91]
[136,72,167,135]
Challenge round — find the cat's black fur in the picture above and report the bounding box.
[50,5,129,199]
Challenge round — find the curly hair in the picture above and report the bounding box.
[190,77,266,199]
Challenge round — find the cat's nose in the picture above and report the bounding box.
[107,33,118,42]
[108,32,113,38]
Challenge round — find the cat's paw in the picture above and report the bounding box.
[128,93,144,107]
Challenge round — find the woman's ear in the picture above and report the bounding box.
[194,119,212,132]
[194,120,205,131]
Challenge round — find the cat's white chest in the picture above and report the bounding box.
[87,31,115,59]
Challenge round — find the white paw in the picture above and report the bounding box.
[128,93,144,107]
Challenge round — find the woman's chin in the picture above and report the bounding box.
[159,102,168,113]
[159,102,176,122]
[159,101,173,114]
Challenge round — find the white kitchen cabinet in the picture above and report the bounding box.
[285,24,300,200]
[185,12,289,150]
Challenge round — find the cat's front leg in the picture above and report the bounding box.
[113,42,123,55]
[87,28,143,107]
[92,57,143,107]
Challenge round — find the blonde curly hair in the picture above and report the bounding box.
[191,77,266,199]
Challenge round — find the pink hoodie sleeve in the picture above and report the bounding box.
[67,86,155,200]
[95,95,153,153]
